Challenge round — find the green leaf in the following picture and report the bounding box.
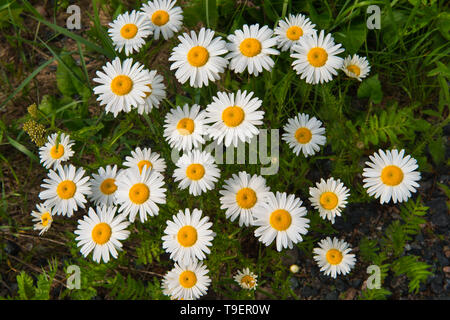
[17,272,35,300]
[428,136,445,164]
[333,22,367,54]
[357,74,383,104]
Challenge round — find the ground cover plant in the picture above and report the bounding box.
[0,0,449,300]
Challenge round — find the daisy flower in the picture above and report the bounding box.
[173,150,220,196]
[226,24,279,76]
[39,164,91,217]
[273,13,316,52]
[162,260,211,300]
[309,177,350,224]
[123,146,167,175]
[342,54,371,81]
[74,206,130,263]
[362,149,421,204]
[282,112,326,157]
[291,30,344,84]
[162,208,215,265]
[219,171,271,227]
[89,165,121,207]
[108,10,152,56]
[39,132,74,169]
[234,268,258,290]
[93,57,152,117]
[163,104,207,151]
[313,237,356,278]
[253,192,310,252]
[169,28,228,88]
[205,90,264,148]
[135,69,167,115]
[115,167,167,223]
[31,204,53,236]
[141,0,183,40]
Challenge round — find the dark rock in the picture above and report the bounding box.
[289,277,299,290]
[325,290,339,300]
[301,285,317,297]
[334,219,352,233]
[436,253,449,267]
[4,240,20,256]
[351,279,362,288]
[336,279,348,292]
[431,275,444,295]
[414,233,424,243]
[427,198,449,227]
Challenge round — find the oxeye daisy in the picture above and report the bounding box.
[362,149,421,204]
[309,177,350,224]
[108,10,152,56]
[219,171,271,227]
[89,165,121,207]
[39,164,91,217]
[123,146,167,175]
[135,69,166,115]
[163,104,207,152]
[162,208,215,265]
[115,167,167,223]
[205,90,264,148]
[226,24,279,76]
[74,206,130,264]
[313,237,356,278]
[162,260,211,300]
[282,112,326,157]
[342,54,371,81]
[31,204,53,236]
[141,0,183,40]
[169,28,228,88]
[291,30,344,84]
[234,268,258,290]
[93,57,152,117]
[253,192,310,252]
[39,132,74,169]
[173,150,220,196]
[273,13,316,52]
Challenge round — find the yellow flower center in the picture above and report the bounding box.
[100,178,117,195]
[129,183,150,204]
[235,188,257,209]
[50,144,65,159]
[380,165,404,186]
[239,38,262,57]
[179,270,197,288]
[151,10,169,26]
[222,106,245,127]
[144,83,152,98]
[177,225,198,247]
[41,212,52,227]
[286,25,303,40]
[110,75,133,96]
[91,222,112,245]
[176,118,195,136]
[56,180,77,199]
[269,209,292,231]
[187,46,209,67]
[295,127,312,144]
[137,160,153,174]
[186,163,205,181]
[346,64,361,76]
[241,275,256,288]
[120,23,138,39]
[319,192,339,210]
[326,249,343,265]
[307,47,328,67]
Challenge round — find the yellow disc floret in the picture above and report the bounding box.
[91,222,112,245]
[269,209,292,231]
[179,270,197,288]
[239,38,262,57]
[111,75,133,96]
[129,183,150,204]
[286,26,303,41]
[319,192,339,210]
[120,23,138,39]
[380,165,404,186]
[295,127,312,144]
[187,46,209,67]
[307,47,328,67]
[186,164,205,181]
[177,225,198,247]
[57,180,77,199]
[235,188,257,209]
[222,106,245,127]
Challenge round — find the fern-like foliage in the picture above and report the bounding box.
[392,255,432,294]
[105,273,166,300]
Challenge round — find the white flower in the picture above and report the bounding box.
[226,24,279,76]
[163,104,207,152]
[162,208,215,265]
[39,133,74,169]
[31,204,53,235]
[108,10,152,56]
[135,69,167,114]
[141,0,183,40]
[205,90,264,148]
[93,57,152,117]
[309,177,350,224]
[282,112,326,157]
[123,146,167,175]
[291,30,344,84]
[89,165,121,207]
[234,268,258,290]
[313,237,356,278]
[342,54,371,81]
[273,14,316,52]
[362,149,421,204]
[169,28,228,88]
[74,206,130,263]
[39,164,91,217]
[253,192,310,252]
[219,171,271,227]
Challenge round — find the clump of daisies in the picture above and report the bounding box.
[273,13,316,52]
[313,237,356,278]
[140,0,183,40]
